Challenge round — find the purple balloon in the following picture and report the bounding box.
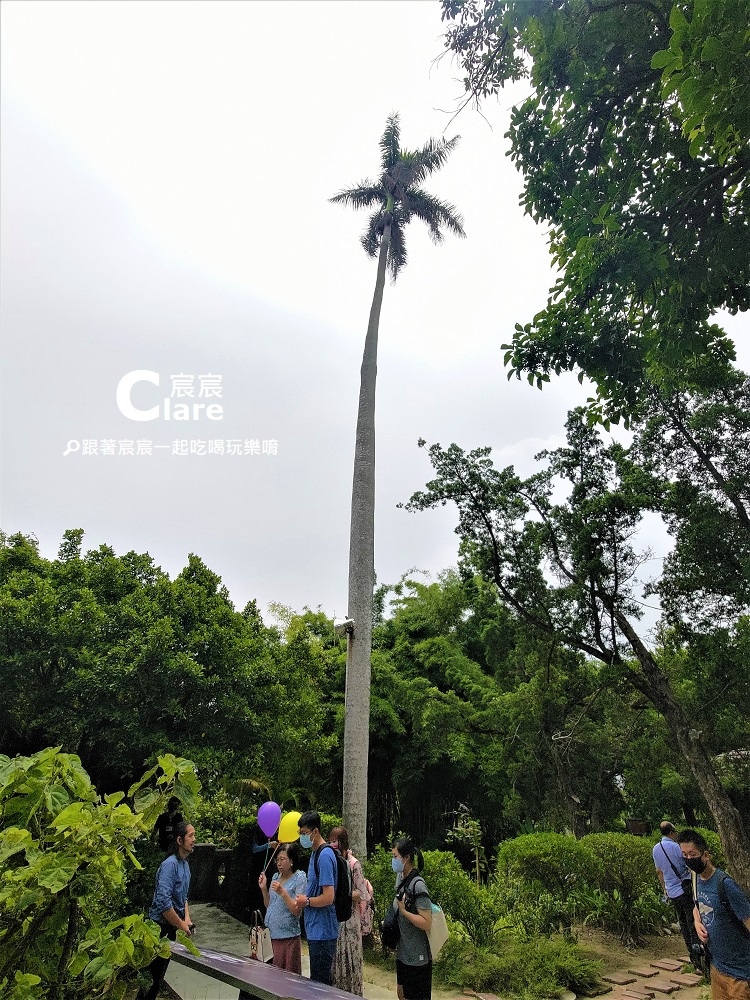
[257,801,281,838]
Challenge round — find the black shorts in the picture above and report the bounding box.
[396,959,432,1000]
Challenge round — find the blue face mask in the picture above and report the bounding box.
[300,833,313,850]
[391,856,404,874]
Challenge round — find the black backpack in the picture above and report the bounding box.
[313,845,352,922]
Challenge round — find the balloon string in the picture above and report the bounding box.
[263,842,280,873]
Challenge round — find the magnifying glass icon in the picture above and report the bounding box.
[63,440,80,456]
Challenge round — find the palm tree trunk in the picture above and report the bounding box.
[342,222,391,860]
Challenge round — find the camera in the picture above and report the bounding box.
[690,943,711,979]
[334,618,355,636]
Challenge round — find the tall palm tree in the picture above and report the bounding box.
[330,113,464,857]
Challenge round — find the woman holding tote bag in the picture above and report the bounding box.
[390,837,433,1000]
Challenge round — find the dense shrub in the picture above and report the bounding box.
[436,933,603,998]
[496,833,601,897]
[421,850,509,948]
[574,886,670,941]
[489,876,578,941]
[422,850,476,919]
[192,789,256,847]
[582,833,656,901]
[363,846,399,939]
[579,832,666,943]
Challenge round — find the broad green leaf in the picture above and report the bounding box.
[83,956,113,984]
[650,49,674,70]
[37,857,79,893]
[68,953,88,976]
[44,784,71,816]
[700,36,723,63]
[133,787,160,815]
[0,827,34,864]
[50,802,90,830]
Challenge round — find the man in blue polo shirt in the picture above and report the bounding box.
[653,821,699,956]
[678,829,750,1000]
[295,810,338,985]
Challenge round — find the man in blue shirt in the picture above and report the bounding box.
[653,821,699,955]
[678,829,750,1000]
[142,821,196,1000]
[295,810,338,985]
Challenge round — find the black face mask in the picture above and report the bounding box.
[685,856,707,874]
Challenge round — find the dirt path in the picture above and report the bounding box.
[575,926,691,973]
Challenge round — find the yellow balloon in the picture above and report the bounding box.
[278,811,302,843]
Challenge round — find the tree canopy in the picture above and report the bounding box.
[403,375,750,887]
[0,530,331,796]
[441,0,749,418]
[2,523,747,876]
[330,112,465,280]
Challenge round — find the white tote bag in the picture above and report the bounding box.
[427,903,449,959]
[248,910,273,963]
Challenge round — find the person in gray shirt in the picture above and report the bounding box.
[391,837,433,1000]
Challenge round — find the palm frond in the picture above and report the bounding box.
[405,135,461,187]
[361,209,384,259]
[407,188,466,243]
[329,182,384,210]
[387,217,407,280]
[379,113,402,171]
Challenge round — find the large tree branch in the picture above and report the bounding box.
[659,392,750,530]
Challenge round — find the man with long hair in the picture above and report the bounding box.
[142,820,196,1000]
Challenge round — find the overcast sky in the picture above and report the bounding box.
[1,0,747,626]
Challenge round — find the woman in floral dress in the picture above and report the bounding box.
[329,825,370,996]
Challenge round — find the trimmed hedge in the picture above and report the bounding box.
[496,832,601,897]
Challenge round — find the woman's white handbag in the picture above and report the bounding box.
[249,910,273,963]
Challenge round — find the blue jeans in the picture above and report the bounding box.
[307,938,337,985]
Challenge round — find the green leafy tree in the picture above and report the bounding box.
[403,410,750,889]
[0,531,330,795]
[365,572,634,846]
[0,749,198,1000]
[652,0,750,166]
[441,0,748,419]
[330,113,465,855]
[626,373,750,628]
